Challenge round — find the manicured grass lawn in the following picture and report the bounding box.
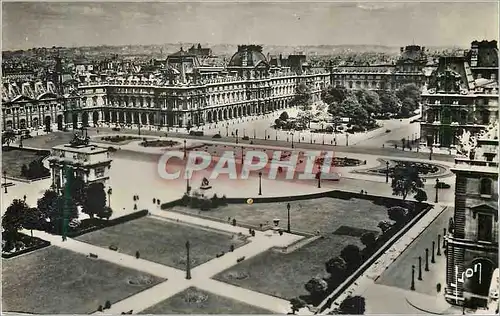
[94,135,142,145]
[2,246,164,314]
[170,197,388,234]
[76,217,247,269]
[213,235,363,300]
[140,287,274,314]
[21,131,76,149]
[194,197,390,300]
[1,147,48,179]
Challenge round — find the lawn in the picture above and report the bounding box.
[21,131,76,149]
[2,246,164,314]
[140,287,274,314]
[1,147,49,179]
[169,197,388,235]
[76,217,247,269]
[190,197,389,300]
[213,235,363,300]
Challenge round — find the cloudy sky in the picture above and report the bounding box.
[2,1,499,50]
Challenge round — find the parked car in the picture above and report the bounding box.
[385,129,391,133]
[242,136,250,140]
[435,181,451,189]
[212,134,222,138]
[112,127,121,131]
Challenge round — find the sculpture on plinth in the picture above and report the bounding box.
[200,177,212,190]
[456,130,477,158]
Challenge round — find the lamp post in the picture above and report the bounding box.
[186,178,190,194]
[258,172,262,196]
[425,248,429,271]
[418,256,423,280]
[185,241,192,280]
[226,125,229,136]
[435,178,439,203]
[107,187,112,208]
[411,265,416,290]
[241,147,244,165]
[386,161,390,183]
[291,132,294,148]
[437,235,442,256]
[253,129,256,139]
[443,228,447,248]
[317,171,321,188]
[264,129,267,140]
[286,203,291,233]
[346,132,349,146]
[431,241,436,263]
[429,146,433,160]
[3,170,7,193]
[183,140,187,159]
[322,133,325,145]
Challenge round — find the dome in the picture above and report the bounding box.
[228,45,268,67]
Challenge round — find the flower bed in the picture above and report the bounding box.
[2,232,51,259]
[139,139,180,147]
[99,135,140,143]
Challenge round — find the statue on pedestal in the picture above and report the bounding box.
[200,177,212,190]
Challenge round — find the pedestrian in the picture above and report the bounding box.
[135,251,140,259]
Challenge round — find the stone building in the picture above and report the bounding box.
[330,45,432,90]
[48,132,112,192]
[420,40,499,148]
[445,121,498,308]
[70,45,330,129]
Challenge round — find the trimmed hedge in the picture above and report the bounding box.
[65,209,149,238]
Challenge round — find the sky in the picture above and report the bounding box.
[2,1,499,50]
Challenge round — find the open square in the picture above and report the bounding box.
[2,246,164,314]
[140,287,274,314]
[76,217,248,269]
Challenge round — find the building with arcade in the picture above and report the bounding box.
[67,44,330,129]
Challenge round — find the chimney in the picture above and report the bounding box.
[241,47,248,67]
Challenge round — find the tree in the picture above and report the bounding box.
[378,220,393,233]
[23,207,42,237]
[83,182,107,218]
[414,188,428,203]
[2,130,16,148]
[292,82,312,110]
[305,277,328,303]
[96,206,113,220]
[67,173,86,205]
[400,97,416,117]
[338,296,366,314]
[296,110,314,129]
[50,195,78,234]
[387,206,410,224]
[2,199,28,234]
[378,90,399,114]
[325,256,347,276]
[396,83,421,104]
[325,256,347,288]
[360,232,377,249]
[390,165,424,200]
[37,190,59,220]
[340,244,362,270]
[377,220,393,233]
[290,297,307,314]
[279,111,290,121]
[355,89,381,115]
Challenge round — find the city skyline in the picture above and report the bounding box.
[2,1,499,51]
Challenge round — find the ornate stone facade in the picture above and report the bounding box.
[330,45,432,91]
[420,41,499,148]
[446,121,498,307]
[69,45,330,129]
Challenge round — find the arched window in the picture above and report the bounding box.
[479,178,492,195]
